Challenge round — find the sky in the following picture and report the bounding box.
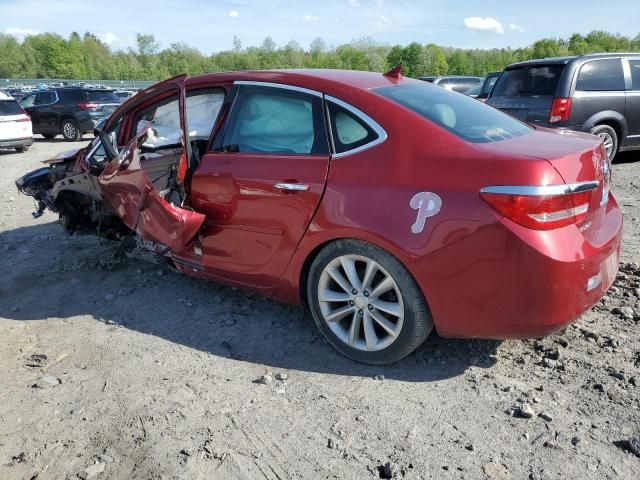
[0,0,639,53]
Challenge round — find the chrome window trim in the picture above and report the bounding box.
[325,94,388,159]
[234,80,322,98]
[573,91,626,98]
[480,181,599,196]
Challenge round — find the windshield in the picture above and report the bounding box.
[491,65,564,97]
[375,82,532,143]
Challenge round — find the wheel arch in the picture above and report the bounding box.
[295,232,423,310]
[58,115,77,130]
[582,111,627,141]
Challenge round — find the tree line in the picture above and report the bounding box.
[1,30,639,81]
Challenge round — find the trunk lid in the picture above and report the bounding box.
[478,127,610,236]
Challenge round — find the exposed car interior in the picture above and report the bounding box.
[128,90,225,201]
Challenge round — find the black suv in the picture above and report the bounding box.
[19,88,121,141]
[487,53,640,160]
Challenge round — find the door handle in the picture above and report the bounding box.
[274,183,310,191]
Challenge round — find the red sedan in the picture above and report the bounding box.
[16,69,622,364]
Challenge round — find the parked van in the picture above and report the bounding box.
[488,53,640,160]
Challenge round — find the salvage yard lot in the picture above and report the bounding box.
[1,139,639,479]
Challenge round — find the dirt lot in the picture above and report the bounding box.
[1,138,639,480]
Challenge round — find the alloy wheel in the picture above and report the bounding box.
[63,122,77,140]
[598,131,615,159]
[317,254,404,352]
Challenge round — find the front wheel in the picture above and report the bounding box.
[307,239,433,365]
[61,119,81,142]
[590,124,618,161]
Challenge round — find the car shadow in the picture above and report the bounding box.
[0,221,500,382]
[33,135,94,143]
[0,148,25,155]
[613,151,640,164]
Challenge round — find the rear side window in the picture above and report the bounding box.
[0,100,23,115]
[35,91,56,105]
[327,101,378,154]
[86,91,121,103]
[375,82,532,143]
[575,59,625,91]
[62,90,84,102]
[629,60,640,90]
[221,86,328,155]
[492,65,564,97]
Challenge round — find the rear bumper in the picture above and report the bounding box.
[409,195,623,339]
[0,136,34,148]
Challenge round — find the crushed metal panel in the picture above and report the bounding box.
[52,172,104,202]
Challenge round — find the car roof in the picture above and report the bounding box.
[507,52,640,68]
[0,91,14,101]
[185,69,405,92]
[51,87,115,92]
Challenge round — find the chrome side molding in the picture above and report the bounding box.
[480,181,599,196]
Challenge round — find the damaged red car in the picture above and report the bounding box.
[16,69,622,364]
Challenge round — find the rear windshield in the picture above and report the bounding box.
[491,65,564,97]
[0,100,23,115]
[375,83,532,143]
[86,91,121,103]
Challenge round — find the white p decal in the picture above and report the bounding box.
[410,192,442,234]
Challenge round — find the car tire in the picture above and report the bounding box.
[15,145,30,153]
[42,134,56,140]
[590,124,618,161]
[61,119,81,142]
[307,239,433,365]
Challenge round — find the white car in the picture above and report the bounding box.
[0,91,33,152]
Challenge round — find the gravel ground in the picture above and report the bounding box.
[1,138,639,480]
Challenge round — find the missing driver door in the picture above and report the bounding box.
[98,76,205,251]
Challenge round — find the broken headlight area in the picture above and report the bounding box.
[16,154,130,240]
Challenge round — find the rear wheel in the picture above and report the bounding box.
[61,119,81,142]
[307,239,433,365]
[590,124,618,161]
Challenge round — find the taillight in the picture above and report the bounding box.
[77,102,98,109]
[15,115,31,122]
[549,97,572,123]
[480,182,598,230]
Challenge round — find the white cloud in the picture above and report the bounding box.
[464,16,504,34]
[509,23,525,33]
[229,10,239,18]
[303,14,319,21]
[99,32,119,45]
[4,27,41,40]
[379,15,392,25]
[348,0,361,6]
